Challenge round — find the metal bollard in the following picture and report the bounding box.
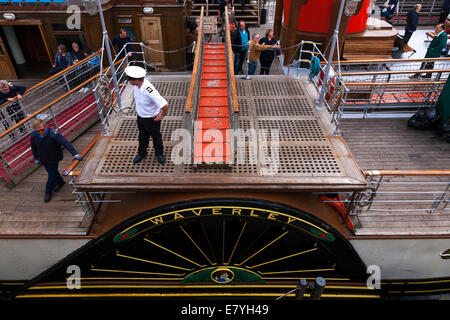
[295,279,308,300]
[310,277,326,300]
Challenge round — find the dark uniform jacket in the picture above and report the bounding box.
[405,10,419,32]
[31,128,77,164]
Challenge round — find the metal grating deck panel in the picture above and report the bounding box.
[75,76,367,191]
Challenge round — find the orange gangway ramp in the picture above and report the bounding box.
[194,43,232,165]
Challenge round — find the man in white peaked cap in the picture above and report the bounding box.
[125,66,168,165]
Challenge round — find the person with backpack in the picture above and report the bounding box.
[31,119,82,202]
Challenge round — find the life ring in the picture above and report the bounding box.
[328,85,345,113]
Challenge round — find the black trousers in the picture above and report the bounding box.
[259,58,274,75]
[419,61,435,78]
[137,116,164,157]
[403,30,414,44]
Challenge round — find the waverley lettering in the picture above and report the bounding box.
[180,304,215,318]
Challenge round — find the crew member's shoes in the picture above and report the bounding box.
[54,181,65,192]
[409,74,420,79]
[133,154,146,164]
[157,154,166,165]
[44,193,52,203]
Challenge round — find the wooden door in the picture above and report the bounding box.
[0,33,17,79]
[139,16,165,67]
[15,26,48,62]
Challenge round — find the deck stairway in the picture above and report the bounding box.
[0,51,104,188]
[194,43,233,165]
[188,7,237,165]
[190,0,261,27]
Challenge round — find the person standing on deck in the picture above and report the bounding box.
[247,33,279,75]
[125,66,168,165]
[410,23,448,79]
[0,80,26,135]
[30,120,82,203]
[258,29,281,75]
[231,21,250,74]
[404,4,421,44]
[112,28,133,59]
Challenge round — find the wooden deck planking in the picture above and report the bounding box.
[0,122,102,235]
[341,118,450,170]
[342,117,450,235]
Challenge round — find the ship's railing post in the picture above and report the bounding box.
[310,277,326,300]
[0,153,15,187]
[295,279,308,300]
[428,183,450,213]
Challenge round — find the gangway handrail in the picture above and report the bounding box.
[63,130,102,176]
[186,6,204,114]
[0,49,102,111]
[225,5,239,114]
[0,57,125,141]
[364,170,450,176]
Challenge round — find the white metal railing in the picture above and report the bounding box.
[376,0,445,25]
[297,40,349,135]
[0,51,103,187]
[339,171,450,216]
[0,50,102,151]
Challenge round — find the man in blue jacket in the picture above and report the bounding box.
[30,119,82,202]
[404,4,421,44]
[440,0,450,23]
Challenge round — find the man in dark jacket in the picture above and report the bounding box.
[404,4,421,44]
[0,80,26,134]
[440,0,450,23]
[31,119,82,202]
[112,28,133,59]
[231,20,250,74]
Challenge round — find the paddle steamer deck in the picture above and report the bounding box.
[0,76,449,236]
[75,75,366,192]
